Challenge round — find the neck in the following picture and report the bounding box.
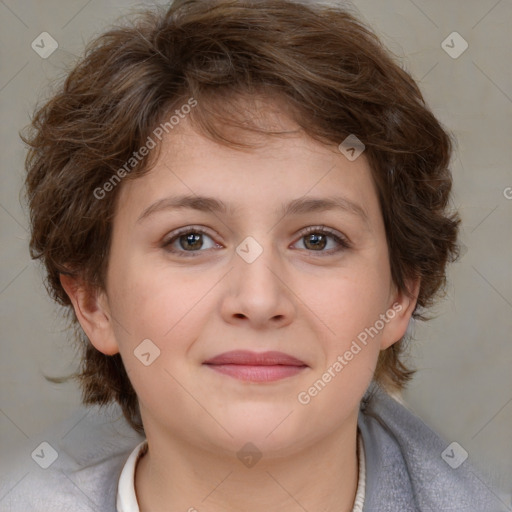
[135,416,360,512]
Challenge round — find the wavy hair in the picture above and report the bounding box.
[22,0,460,434]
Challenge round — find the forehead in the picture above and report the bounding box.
[115,109,381,227]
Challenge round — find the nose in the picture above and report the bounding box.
[220,238,296,329]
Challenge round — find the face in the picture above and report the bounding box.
[79,105,415,458]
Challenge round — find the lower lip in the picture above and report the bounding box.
[204,364,306,382]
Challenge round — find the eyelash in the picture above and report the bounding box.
[161,225,352,258]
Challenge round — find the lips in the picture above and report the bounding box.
[203,350,308,382]
[204,350,306,366]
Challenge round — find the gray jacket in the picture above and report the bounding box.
[0,384,507,511]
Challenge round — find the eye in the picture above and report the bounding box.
[162,227,220,257]
[161,225,351,258]
[293,226,351,255]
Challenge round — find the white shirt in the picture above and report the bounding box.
[117,431,366,512]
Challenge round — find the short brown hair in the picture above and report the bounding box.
[22,0,460,434]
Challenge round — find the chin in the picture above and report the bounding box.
[213,412,310,455]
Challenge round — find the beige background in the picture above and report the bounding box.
[0,0,511,506]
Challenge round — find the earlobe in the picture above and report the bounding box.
[59,273,119,356]
[380,278,421,351]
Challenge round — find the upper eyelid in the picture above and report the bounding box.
[163,225,218,243]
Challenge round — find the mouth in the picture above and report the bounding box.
[202,350,308,382]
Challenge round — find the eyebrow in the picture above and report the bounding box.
[136,194,370,227]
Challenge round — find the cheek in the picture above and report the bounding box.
[316,262,391,341]
[108,265,198,407]
[296,272,389,429]
[108,251,182,331]
[108,258,215,364]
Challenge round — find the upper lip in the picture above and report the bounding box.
[203,350,307,366]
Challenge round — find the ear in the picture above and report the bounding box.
[380,277,421,351]
[60,273,119,356]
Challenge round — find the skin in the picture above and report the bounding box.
[61,100,419,512]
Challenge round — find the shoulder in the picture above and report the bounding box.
[0,404,143,512]
[358,383,506,512]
